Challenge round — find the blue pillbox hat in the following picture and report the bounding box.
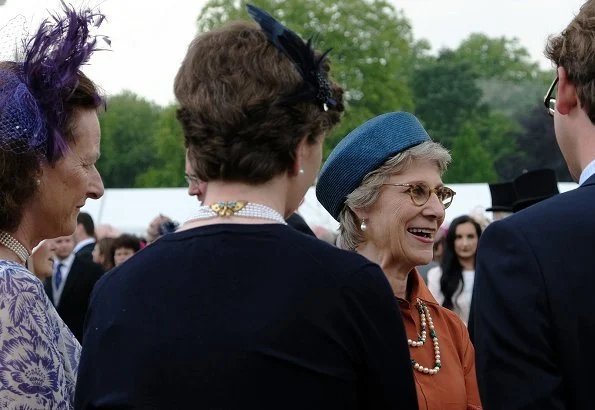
[316,112,431,221]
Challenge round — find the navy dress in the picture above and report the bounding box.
[75,224,418,409]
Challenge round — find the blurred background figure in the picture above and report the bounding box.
[112,234,141,266]
[417,221,449,283]
[185,149,207,202]
[428,215,482,325]
[512,168,559,212]
[146,214,177,243]
[486,182,516,221]
[285,212,316,236]
[44,236,104,342]
[73,212,96,261]
[285,198,316,236]
[92,237,115,272]
[312,225,337,244]
[27,239,57,282]
[469,210,491,231]
[95,223,121,240]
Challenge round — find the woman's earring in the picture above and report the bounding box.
[36,179,40,186]
[360,218,367,231]
[298,168,304,175]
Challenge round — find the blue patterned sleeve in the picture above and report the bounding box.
[0,261,81,409]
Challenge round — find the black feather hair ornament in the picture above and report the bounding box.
[246,4,337,112]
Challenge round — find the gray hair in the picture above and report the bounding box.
[338,141,451,251]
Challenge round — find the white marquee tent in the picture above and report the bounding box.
[81,183,578,237]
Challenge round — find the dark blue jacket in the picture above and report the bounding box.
[472,174,595,409]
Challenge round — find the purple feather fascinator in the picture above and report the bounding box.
[246,4,336,112]
[0,2,108,161]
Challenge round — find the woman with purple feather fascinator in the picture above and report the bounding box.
[0,2,108,409]
[77,4,412,410]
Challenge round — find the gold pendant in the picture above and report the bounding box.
[209,201,248,217]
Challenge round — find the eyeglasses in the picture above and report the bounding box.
[184,173,201,186]
[382,182,456,209]
[544,76,558,117]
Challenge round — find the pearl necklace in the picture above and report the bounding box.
[190,201,287,225]
[0,231,30,264]
[407,298,442,375]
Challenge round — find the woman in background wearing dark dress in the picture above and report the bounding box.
[75,5,418,410]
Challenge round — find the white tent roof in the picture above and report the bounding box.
[82,183,578,236]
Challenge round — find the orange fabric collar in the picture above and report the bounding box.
[397,268,439,306]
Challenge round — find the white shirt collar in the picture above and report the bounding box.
[579,159,595,186]
[55,252,75,271]
[52,252,75,306]
[73,237,95,254]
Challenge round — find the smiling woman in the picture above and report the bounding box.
[0,4,106,409]
[317,112,482,410]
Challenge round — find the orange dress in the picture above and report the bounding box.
[397,270,482,410]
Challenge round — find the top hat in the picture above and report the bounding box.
[512,168,559,213]
[486,182,516,213]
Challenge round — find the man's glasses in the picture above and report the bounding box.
[544,76,558,117]
[382,182,456,209]
[184,173,200,186]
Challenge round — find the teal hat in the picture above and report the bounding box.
[316,112,431,220]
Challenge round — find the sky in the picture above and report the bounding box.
[0,0,586,107]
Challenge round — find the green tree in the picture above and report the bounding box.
[455,33,554,119]
[478,76,552,119]
[455,33,541,82]
[411,49,483,148]
[472,109,519,167]
[196,0,417,158]
[135,105,186,187]
[98,91,161,187]
[444,121,497,183]
[495,105,571,181]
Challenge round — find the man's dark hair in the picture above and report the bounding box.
[77,212,95,237]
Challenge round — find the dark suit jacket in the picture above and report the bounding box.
[45,256,103,342]
[472,174,595,410]
[75,241,95,262]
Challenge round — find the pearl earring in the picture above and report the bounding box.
[298,169,304,175]
[35,179,40,186]
[360,218,367,231]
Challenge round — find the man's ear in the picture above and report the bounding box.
[556,66,579,115]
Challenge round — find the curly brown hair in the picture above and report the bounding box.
[545,0,595,123]
[0,65,102,232]
[174,20,345,184]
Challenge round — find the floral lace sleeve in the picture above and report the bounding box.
[0,260,81,409]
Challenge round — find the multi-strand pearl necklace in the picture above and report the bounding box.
[407,298,442,375]
[190,201,287,225]
[0,231,30,264]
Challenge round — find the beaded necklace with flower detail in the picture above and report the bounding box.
[0,231,30,264]
[188,201,287,225]
[407,298,442,375]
